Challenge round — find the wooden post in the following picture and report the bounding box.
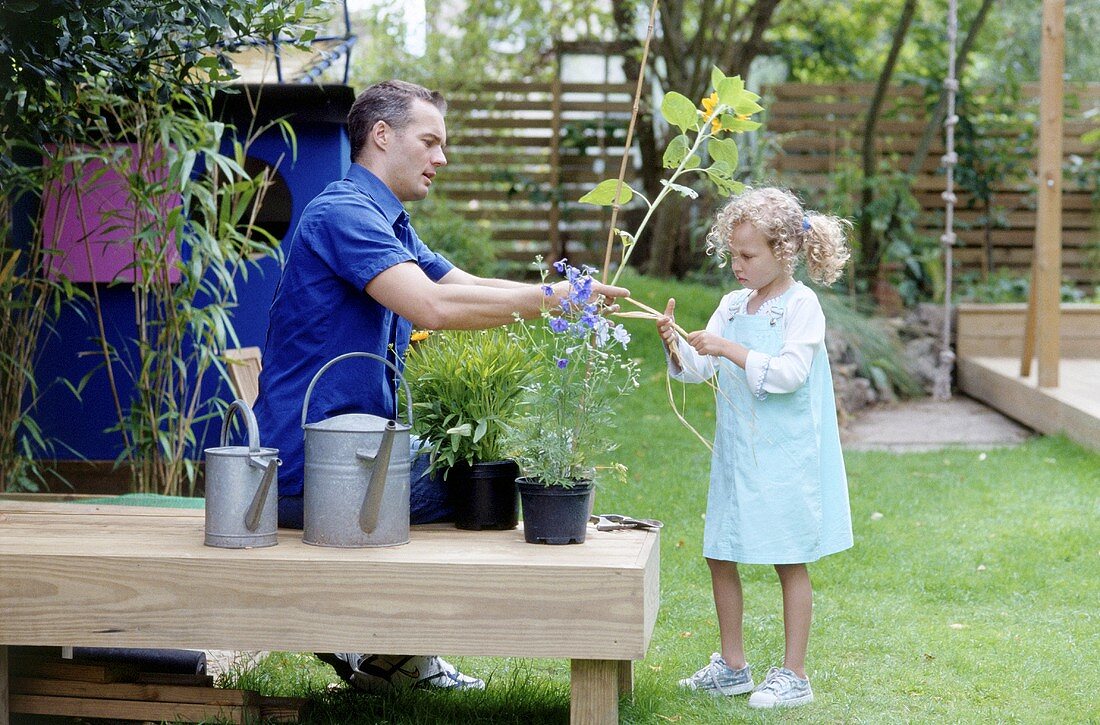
[549,75,564,262]
[617,660,634,702]
[1020,261,1037,377]
[570,659,618,725]
[1033,0,1064,388]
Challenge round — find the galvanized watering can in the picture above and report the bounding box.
[204,399,280,548]
[301,352,413,548]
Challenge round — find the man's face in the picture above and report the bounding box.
[378,99,448,203]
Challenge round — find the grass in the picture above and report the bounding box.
[221,273,1100,723]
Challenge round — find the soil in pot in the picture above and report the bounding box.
[517,477,593,545]
[450,460,519,530]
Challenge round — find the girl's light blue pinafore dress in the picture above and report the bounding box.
[703,287,853,564]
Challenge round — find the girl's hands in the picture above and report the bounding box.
[685,330,731,357]
[686,330,749,368]
[655,298,683,368]
[655,298,679,347]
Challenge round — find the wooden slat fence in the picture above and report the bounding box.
[763,82,1099,284]
[443,81,642,271]
[442,81,1098,284]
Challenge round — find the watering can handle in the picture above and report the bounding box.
[221,399,261,453]
[300,352,414,429]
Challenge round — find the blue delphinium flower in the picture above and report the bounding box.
[509,256,639,489]
[574,275,593,302]
[593,316,611,348]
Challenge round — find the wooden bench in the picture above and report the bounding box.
[0,500,660,724]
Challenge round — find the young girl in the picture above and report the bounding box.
[655,187,853,709]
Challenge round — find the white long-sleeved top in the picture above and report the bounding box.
[667,282,826,399]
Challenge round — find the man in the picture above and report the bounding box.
[253,79,629,692]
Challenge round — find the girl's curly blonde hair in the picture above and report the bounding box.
[704,187,851,285]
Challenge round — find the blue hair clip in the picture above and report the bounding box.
[801,216,811,231]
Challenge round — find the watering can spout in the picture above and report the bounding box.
[358,420,398,534]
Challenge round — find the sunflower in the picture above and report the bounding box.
[701,92,723,134]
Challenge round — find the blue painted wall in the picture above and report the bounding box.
[33,85,354,461]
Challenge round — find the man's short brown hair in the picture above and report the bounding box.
[348,80,447,163]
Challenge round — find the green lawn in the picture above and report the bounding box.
[225,273,1100,723]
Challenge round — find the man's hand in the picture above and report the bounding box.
[546,280,631,313]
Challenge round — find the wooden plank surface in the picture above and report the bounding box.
[0,503,659,660]
[10,693,252,722]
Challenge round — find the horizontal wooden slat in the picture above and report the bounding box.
[11,676,254,706]
[450,99,635,113]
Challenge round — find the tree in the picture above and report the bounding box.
[857,0,919,282]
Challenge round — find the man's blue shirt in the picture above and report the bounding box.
[254,164,453,498]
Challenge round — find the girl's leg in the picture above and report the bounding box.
[707,557,746,669]
[774,563,812,678]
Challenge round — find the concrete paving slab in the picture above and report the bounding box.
[841,395,1034,452]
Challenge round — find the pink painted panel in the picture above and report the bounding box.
[40,144,182,283]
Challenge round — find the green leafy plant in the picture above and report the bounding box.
[506,259,639,488]
[0,0,322,492]
[411,195,501,278]
[955,269,1091,304]
[69,81,290,495]
[404,327,536,474]
[0,157,89,491]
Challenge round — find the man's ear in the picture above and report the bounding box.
[369,120,389,150]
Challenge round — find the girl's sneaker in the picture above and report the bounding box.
[678,653,754,696]
[748,666,814,708]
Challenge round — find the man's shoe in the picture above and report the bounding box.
[325,653,485,692]
[748,666,814,708]
[677,652,754,696]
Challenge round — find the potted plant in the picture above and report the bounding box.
[404,327,536,530]
[507,259,639,544]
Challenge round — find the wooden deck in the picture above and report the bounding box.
[956,303,1100,452]
[0,501,660,724]
[956,356,1100,451]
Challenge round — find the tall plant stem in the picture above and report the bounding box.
[609,125,712,287]
[601,0,660,284]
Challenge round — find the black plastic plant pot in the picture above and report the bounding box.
[451,460,520,530]
[517,477,593,545]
